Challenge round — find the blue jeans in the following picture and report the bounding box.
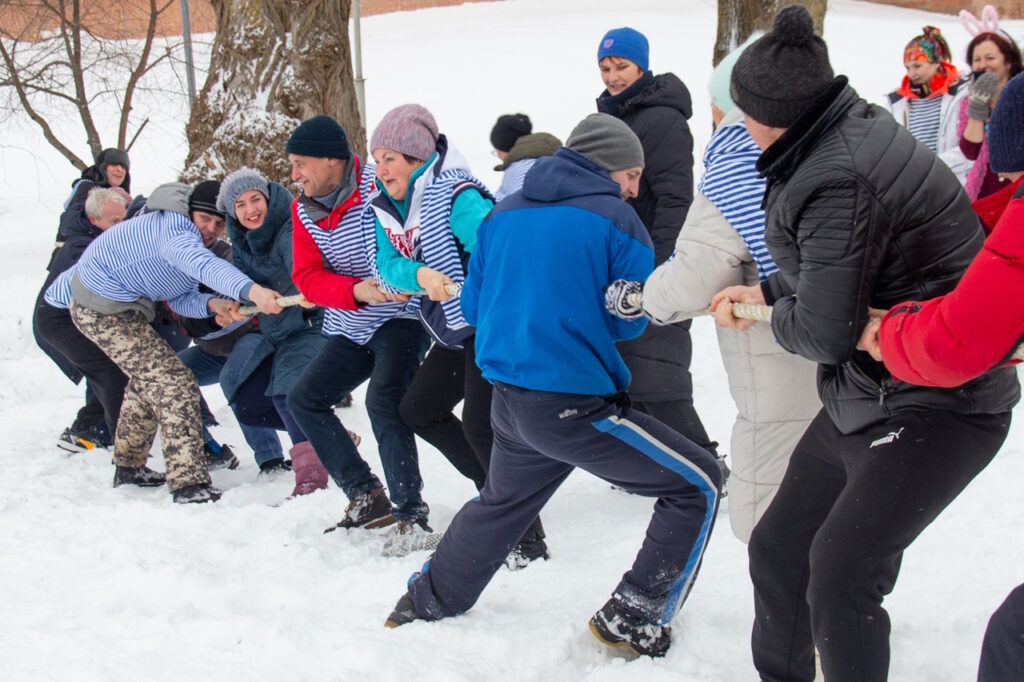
[287,319,429,521]
[178,345,283,466]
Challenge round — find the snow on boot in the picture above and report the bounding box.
[289,441,327,497]
[204,440,240,471]
[506,537,550,570]
[58,425,109,454]
[381,518,443,557]
[385,592,420,628]
[588,596,671,659]
[113,465,166,488]
[716,454,731,498]
[172,484,222,504]
[324,486,395,533]
[258,458,291,477]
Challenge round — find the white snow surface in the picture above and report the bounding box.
[2,1,1023,679]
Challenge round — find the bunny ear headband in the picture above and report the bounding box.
[960,4,1000,37]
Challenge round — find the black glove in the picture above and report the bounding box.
[604,279,644,320]
[967,72,999,121]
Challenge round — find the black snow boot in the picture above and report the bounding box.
[113,465,166,488]
[589,596,672,659]
[385,592,420,628]
[172,484,222,504]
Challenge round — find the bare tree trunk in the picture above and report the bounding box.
[714,0,827,66]
[183,0,365,186]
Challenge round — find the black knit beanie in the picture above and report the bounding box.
[988,72,1024,173]
[730,4,834,128]
[490,114,532,153]
[189,180,225,219]
[285,114,351,160]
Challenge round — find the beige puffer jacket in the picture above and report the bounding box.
[643,125,821,542]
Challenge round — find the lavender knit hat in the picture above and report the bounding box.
[370,104,439,161]
[217,168,269,220]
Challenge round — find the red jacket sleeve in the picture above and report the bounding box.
[878,198,1024,387]
[290,202,361,310]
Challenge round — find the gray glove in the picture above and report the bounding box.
[604,279,644,320]
[967,72,1000,121]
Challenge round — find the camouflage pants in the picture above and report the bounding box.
[70,303,210,491]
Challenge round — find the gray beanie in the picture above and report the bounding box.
[370,103,439,161]
[730,4,835,128]
[217,168,269,220]
[565,113,644,172]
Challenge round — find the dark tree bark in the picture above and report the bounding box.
[182,0,365,186]
[714,0,827,66]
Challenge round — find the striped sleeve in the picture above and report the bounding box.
[161,222,254,300]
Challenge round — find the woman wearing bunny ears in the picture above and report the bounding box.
[957,4,1023,201]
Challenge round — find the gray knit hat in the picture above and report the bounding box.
[730,4,835,128]
[370,104,439,161]
[566,113,644,172]
[217,168,269,220]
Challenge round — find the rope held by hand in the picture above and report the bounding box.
[238,294,305,315]
[624,291,773,322]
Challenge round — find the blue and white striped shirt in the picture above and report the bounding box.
[45,210,254,318]
[697,119,777,281]
[907,96,943,153]
[494,158,537,202]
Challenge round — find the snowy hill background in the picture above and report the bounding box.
[1,1,1022,679]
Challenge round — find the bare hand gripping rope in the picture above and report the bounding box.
[238,294,305,315]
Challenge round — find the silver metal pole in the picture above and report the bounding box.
[352,0,366,129]
[180,0,197,107]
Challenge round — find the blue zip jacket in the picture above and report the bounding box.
[462,148,653,396]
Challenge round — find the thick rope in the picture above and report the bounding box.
[624,290,772,322]
[237,294,305,315]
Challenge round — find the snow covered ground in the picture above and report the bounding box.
[1,1,1022,679]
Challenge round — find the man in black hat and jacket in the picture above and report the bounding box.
[709,5,1020,681]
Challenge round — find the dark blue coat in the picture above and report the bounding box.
[222,181,325,400]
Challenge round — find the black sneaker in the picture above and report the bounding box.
[204,441,240,471]
[258,458,292,476]
[385,592,419,628]
[172,484,222,504]
[324,486,395,533]
[58,426,109,454]
[113,465,166,488]
[505,537,550,570]
[589,597,671,658]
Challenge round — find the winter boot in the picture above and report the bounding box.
[506,521,549,570]
[172,484,222,504]
[347,429,361,448]
[716,454,731,498]
[588,596,671,659]
[204,440,240,471]
[289,441,328,497]
[58,425,110,453]
[258,458,292,477]
[385,592,420,628]
[324,486,395,533]
[381,518,443,557]
[113,465,166,488]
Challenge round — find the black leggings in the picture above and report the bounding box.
[749,408,1010,682]
[400,334,544,544]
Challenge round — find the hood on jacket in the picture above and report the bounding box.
[226,181,294,256]
[58,203,104,241]
[495,132,563,171]
[521,148,623,205]
[598,72,693,121]
[144,182,192,217]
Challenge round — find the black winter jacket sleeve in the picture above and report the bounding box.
[770,177,892,365]
[638,111,694,265]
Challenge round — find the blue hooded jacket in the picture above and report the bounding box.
[461,148,653,396]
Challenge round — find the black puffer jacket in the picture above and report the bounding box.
[599,72,696,401]
[759,78,1020,434]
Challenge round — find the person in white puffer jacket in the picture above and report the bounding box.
[641,46,820,543]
